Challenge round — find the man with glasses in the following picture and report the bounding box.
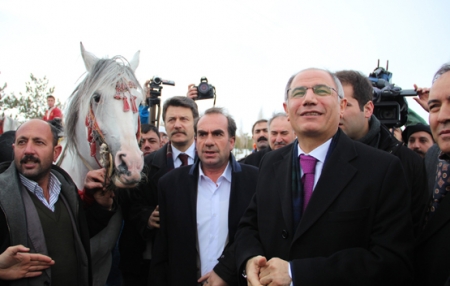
[234,68,413,285]
[336,70,428,238]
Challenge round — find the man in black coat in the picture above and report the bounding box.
[234,68,413,285]
[122,96,199,285]
[152,107,258,285]
[336,70,429,237]
[414,63,450,286]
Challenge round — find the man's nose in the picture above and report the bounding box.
[302,89,317,105]
[24,142,35,154]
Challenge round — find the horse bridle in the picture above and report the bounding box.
[83,80,141,183]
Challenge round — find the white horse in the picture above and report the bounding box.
[0,114,20,134]
[59,43,144,190]
[58,43,144,286]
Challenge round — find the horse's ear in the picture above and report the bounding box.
[80,42,99,72]
[129,51,140,72]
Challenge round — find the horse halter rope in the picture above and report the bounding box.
[84,80,141,180]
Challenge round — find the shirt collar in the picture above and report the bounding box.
[19,172,61,194]
[172,141,196,160]
[297,138,332,163]
[198,161,232,183]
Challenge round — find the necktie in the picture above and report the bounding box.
[428,160,450,218]
[178,153,189,167]
[300,154,317,211]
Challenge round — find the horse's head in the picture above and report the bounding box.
[65,43,144,188]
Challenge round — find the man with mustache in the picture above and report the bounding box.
[234,68,413,285]
[402,123,434,158]
[244,113,296,167]
[0,119,114,286]
[251,119,269,151]
[151,107,258,285]
[124,96,199,285]
[336,70,428,237]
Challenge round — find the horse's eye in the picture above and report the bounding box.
[93,93,101,103]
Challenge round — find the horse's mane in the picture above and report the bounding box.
[65,56,142,153]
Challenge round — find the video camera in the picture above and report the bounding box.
[146,76,175,107]
[195,77,216,101]
[369,60,416,128]
[145,76,175,128]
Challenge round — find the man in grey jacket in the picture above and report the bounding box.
[0,119,113,286]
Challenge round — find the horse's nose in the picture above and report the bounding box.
[114,150,143,186]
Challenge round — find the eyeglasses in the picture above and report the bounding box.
[287,85,337,98]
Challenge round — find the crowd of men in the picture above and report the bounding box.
[2,63,450,286]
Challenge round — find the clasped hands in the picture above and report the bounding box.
[245,256,292,286]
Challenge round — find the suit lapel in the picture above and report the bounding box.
[294,134,358,240]
[418,194,450,244]
[275,147,295,235]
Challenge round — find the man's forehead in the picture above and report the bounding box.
[292,69,334,85]
[142,130,159,138]
[254,122,267,130]
[166,105,193,116]
[410,131,432,139]
[430,72,450,100]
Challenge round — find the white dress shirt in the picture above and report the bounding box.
[196,162,232,276]
[172,142,196,168]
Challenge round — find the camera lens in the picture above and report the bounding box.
[198,83,211,94]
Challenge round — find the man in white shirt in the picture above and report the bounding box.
[151,107,258,286]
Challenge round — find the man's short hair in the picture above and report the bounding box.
[433,63,450,84]
[284,68,344,102]
[141,123,159,137]
[251,119,268,134]
[268,113,288,130]
[335,70,373,111]
[195,107,237,138]
[162,96,199,122]
[47,95,55,100]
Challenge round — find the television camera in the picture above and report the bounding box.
[369,60,416,128]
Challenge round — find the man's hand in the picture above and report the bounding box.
[84,168,108,190]
[413,83,431,112]
[246,255,267,286]
[84,169,114,210]
[147,205,160,229]
[187,84,198,100]
[198,270,229,286]
[259,257,291,286]
[0,245,54,280]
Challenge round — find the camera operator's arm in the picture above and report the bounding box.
[187,84,198,100]
[413,84,431,112]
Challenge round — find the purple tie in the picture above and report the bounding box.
[300,154,317,211]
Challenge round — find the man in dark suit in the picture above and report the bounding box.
[121,96,199,285]
[234,68,413,285]
[336,70,428,238]
[151,107,258,286]
[414,63,450,286]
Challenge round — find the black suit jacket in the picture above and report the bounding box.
[235,130,413,285]
[151,155,258,286]
[120,144,174,281]
[414,145,450,286]
[242,147,271,168]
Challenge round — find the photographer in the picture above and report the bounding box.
[336,70,429,238]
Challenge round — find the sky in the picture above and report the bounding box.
[1,0,450,134]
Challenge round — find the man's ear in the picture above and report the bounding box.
[339,98,348,118]
[53,145,62,162]
[364,101,374,119]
